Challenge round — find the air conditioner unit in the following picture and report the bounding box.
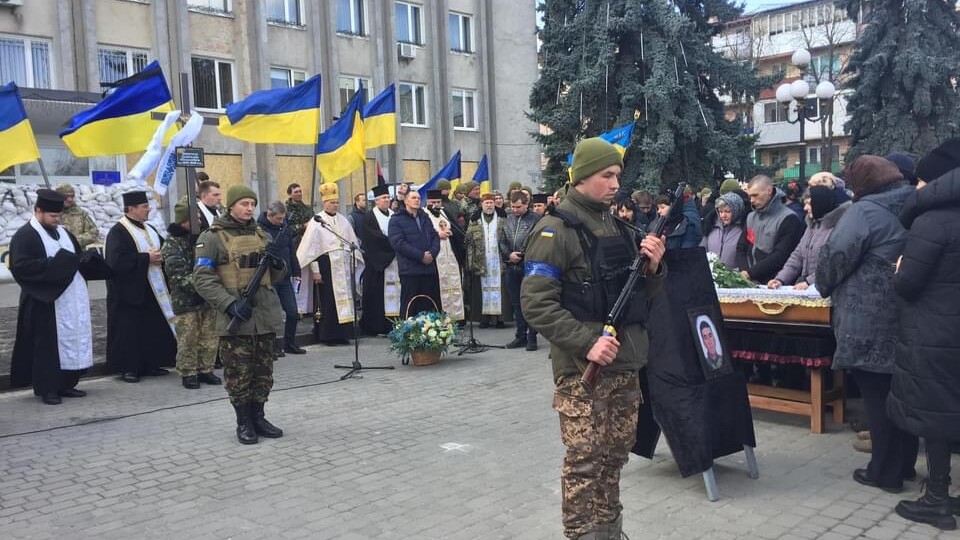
[0,0,24,6]
[398,42,417,61]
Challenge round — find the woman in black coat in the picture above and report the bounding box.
[887,139,960,531]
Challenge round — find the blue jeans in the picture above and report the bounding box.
[274,280,299,347]
[505,266,534,339]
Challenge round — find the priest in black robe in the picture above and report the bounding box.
[359,184,398,336]
[9,189,111,405]
[105,191,177,382]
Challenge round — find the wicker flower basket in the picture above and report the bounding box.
[410,349,441,366]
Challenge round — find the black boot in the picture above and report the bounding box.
[251,402,283,438]
[526,333,538,352]
[504,337,527,349]
[233,404,258,445]
[197,372,222,385]
[895,478,957,530]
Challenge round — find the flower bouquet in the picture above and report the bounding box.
[706,252,754,289]
[387,310,460,366]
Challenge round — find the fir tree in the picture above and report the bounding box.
[530,0,765,192]
[843,0,960,160]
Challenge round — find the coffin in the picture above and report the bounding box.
[717,287,831,325]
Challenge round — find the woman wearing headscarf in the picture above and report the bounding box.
[887,139,960,531]
[816,155,918,493]
[700,192,746,269]
[768,185,850,290]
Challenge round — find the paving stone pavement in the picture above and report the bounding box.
[0,327,957,540]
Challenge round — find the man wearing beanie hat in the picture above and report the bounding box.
[105,191,177,383]
[161,200,221,389]
[9,189,109,405]
[55,183,100,249]
[295,182,364,346]
[521,137,666,540]
[194,184,287,444]
[915,137,960,186]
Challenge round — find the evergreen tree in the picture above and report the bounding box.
[530,0,765,192]
[843,0,960,160]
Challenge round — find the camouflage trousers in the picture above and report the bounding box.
[173,308,219,377]
[554,371,641,539]
[218,333,276,405]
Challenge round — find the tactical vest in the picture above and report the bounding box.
[551,208,648,325]
[214,228,272,293]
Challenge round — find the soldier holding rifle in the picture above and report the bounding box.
[521,138,666,540]
[194,185,286,445]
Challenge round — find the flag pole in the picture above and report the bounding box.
[36,157,51,188]
[309,110,323,213]
[363,154,370,197]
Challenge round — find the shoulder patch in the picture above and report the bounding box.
[540,228,555,238]
[195,242,205,248]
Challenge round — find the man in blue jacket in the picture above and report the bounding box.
[257,201,305,356]
[388,190,441,317]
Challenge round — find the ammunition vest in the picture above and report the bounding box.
[215,228,272,293]
[552,208,648,325]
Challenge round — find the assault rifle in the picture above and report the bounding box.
[580,183,687,390]
[225,238,285,336]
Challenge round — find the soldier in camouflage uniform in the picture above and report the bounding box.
[162,200,221,389]
[194,185,286,445]
[55,184,100,249]
[520,138,666,540]
[284,183,313,249]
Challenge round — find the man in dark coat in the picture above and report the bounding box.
[9,189,109,404]
[742,175,804,283]
[360,185,399,335]
[105,191,177,382]
[887,139,960,530]
[388,189,441,317]
[257,201,305,356]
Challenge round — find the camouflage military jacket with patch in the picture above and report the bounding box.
[161,223,205,315]
[285,198,313,246]
[61,206,99,249]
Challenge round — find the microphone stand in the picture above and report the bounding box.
[442,210,504,355]
[314,216,395,380]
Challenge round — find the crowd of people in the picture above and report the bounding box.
[6,134,960,536]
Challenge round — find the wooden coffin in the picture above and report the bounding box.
[717,288,831,325]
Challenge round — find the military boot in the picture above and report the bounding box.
[895,476,957,531]
[951,496,960,515]
[526,333,539,352]
[233,404,258,445]
[251,402,283,438]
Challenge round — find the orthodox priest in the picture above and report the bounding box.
[466,193,506,328]
[359,184,400,336]
[9,189,110,405]
[296,183,363,345]
[105,191,177,382]
[426,190,465,321]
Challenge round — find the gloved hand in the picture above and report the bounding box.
[226,300,253,321]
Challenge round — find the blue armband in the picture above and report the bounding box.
[524,261,561,280]
[195,257,217,269]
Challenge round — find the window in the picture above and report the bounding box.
[336,0,365,35]
[337,76,370,113]
[398,82,427,126]
[10,148,124,185]
[187,0,232,13]
[267,0,302,25]
[0,36,52,89]
[396,2,423,45]
[763,102,789,124]
[191,57,234,110]
[97,47,149,85]
[767,13,786,36]
[448,12,473,53]
[808,146,840,164]
[271,67,307,89]
[810,55,842,79]
[450,89,477,130]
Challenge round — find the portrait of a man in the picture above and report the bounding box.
[698,317,722,369]
[687,306,733,379]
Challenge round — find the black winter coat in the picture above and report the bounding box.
[887,169,960,440]
[388,209,440,277]
[257,212,298,280]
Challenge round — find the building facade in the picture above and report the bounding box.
[712,0,859,181]
[0,0,540,207]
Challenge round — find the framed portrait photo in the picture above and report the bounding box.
[687,305,734,380]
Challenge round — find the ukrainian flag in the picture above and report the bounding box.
[419,150,461,199]
[0,82,40,173]
[473,154,491,195]
[565,122,636,166]
[59,61,176,157]
[219,74,322,144]
[362,84,397,150]
[316,89,365,182]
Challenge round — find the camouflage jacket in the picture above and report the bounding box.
[285,198,313,247]
[465,213,504,277]
[61,206,99,249]
[161,223,205,314]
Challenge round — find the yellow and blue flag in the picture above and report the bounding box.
[316,87,365,182]
[473,155,491,195]
[219,74,322,144]
[0,82,41,172]
[361,84,397,150]
[419,150,461,199]
[565,122,636,167]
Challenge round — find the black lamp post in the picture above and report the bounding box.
[775,48,836,184]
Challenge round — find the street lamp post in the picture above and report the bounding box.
[775,49,836,184]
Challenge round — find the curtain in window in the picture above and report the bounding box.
[30,42,51,89]
[192,58,217,109]
[0,38,27,87]
[98,49,129,85]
